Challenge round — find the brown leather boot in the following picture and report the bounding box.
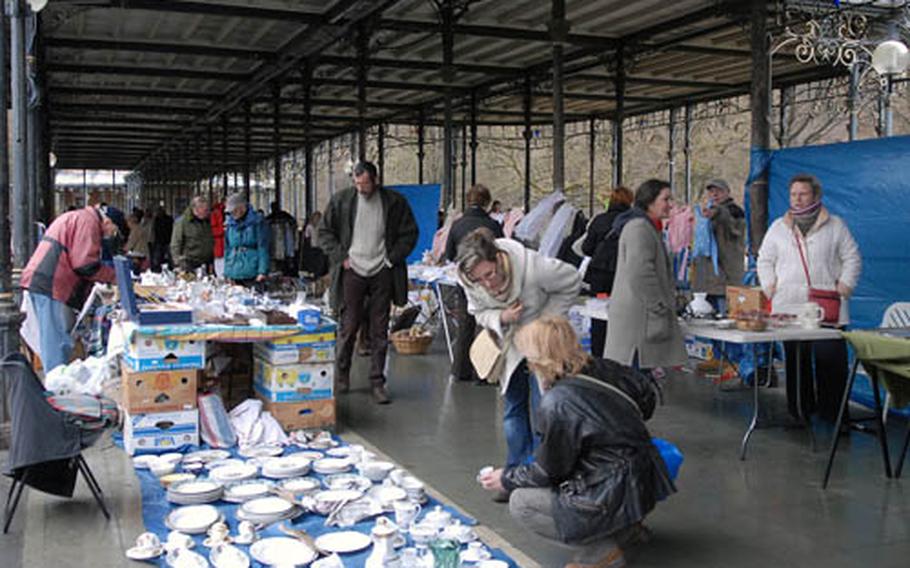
[371,384,391,404]
[564,547,625,568]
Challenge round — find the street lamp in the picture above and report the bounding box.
[871,38,910,75]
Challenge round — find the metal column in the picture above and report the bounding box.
[883,76,894,137]
[470,92,478,186]
[356,25,369,161]
[441,0,455,210]
[668,107,677,197]
[748,0,771,255]
[243,101,251,200]
[612,47,625,188]
[460,124,467,209]
[848,64,859,141]
[523,76,533,212]
[588,117,595,215]
[9,0,30,269]
[25,10,37,247]
[550,0,567,193]
[377,124,385,187]
[779,86,792,148]
[302,63,313,216]
[683,103,693,203]
[0,9,10,293]
[417,112,425,185]
[272,82,282,205]
[222,115,229,199]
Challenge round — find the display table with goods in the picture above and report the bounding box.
[405,263,459,363]
[122,431,520,567]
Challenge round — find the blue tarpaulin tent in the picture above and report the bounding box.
[387,183,442,264]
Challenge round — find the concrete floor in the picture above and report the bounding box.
[2,339,910,567]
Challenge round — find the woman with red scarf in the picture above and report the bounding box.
[604,179,687,371]
[757,173,861,423]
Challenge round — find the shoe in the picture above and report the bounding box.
[337,376,350,394]
[491,490,510,503]
[564,546,625,568]
[615,522,652,550]
[371,385,391,404]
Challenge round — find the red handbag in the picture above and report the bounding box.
[794,229,841,324]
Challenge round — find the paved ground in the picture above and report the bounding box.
[2,339,909,567]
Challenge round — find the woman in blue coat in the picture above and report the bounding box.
[224,193,270,284]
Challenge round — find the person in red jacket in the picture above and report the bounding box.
[211,201,226,277]
[21,205,124,372]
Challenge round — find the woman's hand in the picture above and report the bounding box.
[480,468,505,493]
[501,302,523,325]
[836,282,852,298]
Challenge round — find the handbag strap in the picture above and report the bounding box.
[573,373,643,419]
[792,226,812,288]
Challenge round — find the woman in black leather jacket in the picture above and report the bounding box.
[479,316,675,568]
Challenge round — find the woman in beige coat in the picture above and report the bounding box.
[457,229,581,497]
[605,179,687,370]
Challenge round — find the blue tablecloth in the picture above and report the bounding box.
[125,438,519,567]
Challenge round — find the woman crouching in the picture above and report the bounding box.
[479,316,675,568]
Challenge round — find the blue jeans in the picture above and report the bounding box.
[30,293,74,373]
[503,362,541,468]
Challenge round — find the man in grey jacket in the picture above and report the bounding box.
[692,178,745,314]
[319,161,418,404]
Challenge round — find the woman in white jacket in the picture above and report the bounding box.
[457,229,581,500]
[757,174,861,423]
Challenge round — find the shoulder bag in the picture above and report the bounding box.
[793,228,840,324]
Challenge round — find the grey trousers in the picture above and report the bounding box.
[509,487,618,564]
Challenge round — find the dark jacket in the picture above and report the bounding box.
[581,203,630,293]
[21,207,116,308]
[502,358,674,543]
[692,198,746,296]
[170,206,214,271]
[318,186,418,312]
[444,206,504,262]
[225,208,270,280]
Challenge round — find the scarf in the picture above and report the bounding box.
[791,200,822,236]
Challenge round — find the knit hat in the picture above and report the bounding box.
[100,205,128,236]
[705,178,731,193]
[225,192,246,210]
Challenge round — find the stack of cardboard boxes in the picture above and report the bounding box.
[121,330,204,455]
[253,318,337,432]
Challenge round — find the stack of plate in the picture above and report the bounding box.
[312,458,352,475]
[165,505,221,535]
[167,479,224,505]
[209,462,258,484]
[183,449,231,465]
[205,458,245,471]
[239,444,285,459]
[222,479,275,503]
[236,496,300,525]
[261,456,312,479]
[323,473,372,493]
[278,477,321,496]
[249,537,316,567]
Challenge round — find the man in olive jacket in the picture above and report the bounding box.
[170,195,214,273]
[319,161,418,404]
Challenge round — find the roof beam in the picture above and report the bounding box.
[102,1,326,24]
[45,37,274,60]
[376,18,618,49]
[47,63,250,82]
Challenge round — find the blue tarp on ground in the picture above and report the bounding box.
[388,184,442,265]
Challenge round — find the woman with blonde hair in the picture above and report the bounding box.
[479,316,674,568]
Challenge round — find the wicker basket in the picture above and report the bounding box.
[390,330,434,355]
[735,318,767,332]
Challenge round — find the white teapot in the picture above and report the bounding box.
[366,517,400,568]
[688,292,714,317]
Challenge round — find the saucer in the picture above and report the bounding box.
[203,536,233,548]
[460,547,492,563]
[126,544,164,560]
[233,533,257,545]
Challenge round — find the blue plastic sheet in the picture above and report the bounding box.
[119,436,520,567]
[387,184,442,265]
[652,437,683,482]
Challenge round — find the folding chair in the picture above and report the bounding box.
[1,353,110,534]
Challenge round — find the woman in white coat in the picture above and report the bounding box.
[757,174,861,423]
[604,179,687,371]
[457,229,581,499]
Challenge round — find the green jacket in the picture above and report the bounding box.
[170,206,214,271]
[318,186,418,313]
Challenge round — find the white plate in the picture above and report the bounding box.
[312,458,352,474]
[249,537,316,566]
[126,545,164,560]
[224,480,274,498]
[184,450,231,464]
[313,489,363,504]
[241,497,294,517]
[323,474,372,493]
[293,451,324,461]
[313,531,372,554]
[165,548,210,568]
[132,455,159,469]
[166,505,221,534]
[371,485,407,506]
[209,543,249,568]
[239,445,285,458]
[170,480,222,496]
[325,446,359,458]
[477,561,510,568]
[206,458,245,471]
[210,463,258,483]
[279,477,320,494]
[159,452,185,465]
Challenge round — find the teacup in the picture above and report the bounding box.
[393,500,422,530]
[408,523,438,547]
[400,476,425,501]
[389,468,408,486]
[422,505,452,532]
[476,466,494,483]
[441,519,475,543]
[797,302,825,329]
[206,521,230,545]
[461,541,491,563]
[136,531,162,551]
[234,520,257,544]
[358,460,395,482]
[165,531,194,551]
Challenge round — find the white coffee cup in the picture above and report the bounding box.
[393,500,422,530]
[136,532,161,551]
[165,531,194,551]
[476,466,494,483]
[798,302,825,328]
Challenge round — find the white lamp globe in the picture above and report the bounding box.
[872,39,910,76]
[27,0,48,12]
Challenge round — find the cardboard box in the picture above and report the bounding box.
[120,362,198,413]
[726,286,770,317]
[253,359,334,402]
[258,397,335,431]
[264,327,336,351]
[124,331,206,372]
[684,335,715,361]
[124,409,199,455]
[253,341,335,365]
